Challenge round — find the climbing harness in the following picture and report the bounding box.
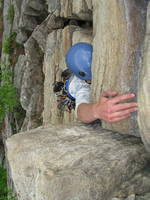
[53,69,75,112]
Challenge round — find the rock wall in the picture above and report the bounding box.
[138,1,150,153]
[43,25,92,125]
[1,0,93,133]
[1,0,148,134]
[46,0,92,21]
[92,0,148,136]
[1,0,150,199]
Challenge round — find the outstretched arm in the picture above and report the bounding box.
[77,91,137,123]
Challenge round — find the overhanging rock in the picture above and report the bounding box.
[6,124,150,200]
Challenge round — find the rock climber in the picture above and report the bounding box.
[54,42,137,123]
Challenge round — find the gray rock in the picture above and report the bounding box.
[13,0,22,33]
[19,14,38,31]
[20,37,44,131]
[138,1,150,153]
[32,14,65,52]
[17,0,48,33]
[125,194,136,200]
[16,30,28,44]
[3,0,12,35]
[92,0,147,136]
[46,0,60,14]
[14,55,27,93]
[112,198,122,200]
[46,14,65,32]
[46,0,92,20]
[6,124,150,200]
[136,193,150,200]
[25,0,46,13]
[114,169,150,198]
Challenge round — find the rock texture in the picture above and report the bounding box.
[20,36,44,131]
[0,0,3,53]
[3,0,148,134]
[6,124,150,200]
[15,0,48,44]
[1,0,150,199]
[92,0,148,136]
[46,0,93,21]
[43,25,92,125]
[3,0,93,131]
[138,1,150,153]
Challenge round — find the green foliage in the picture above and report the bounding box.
[0,167,7,189]
[7,4,14,25]
[0,167,7,199]
[0,167,17,200]
[0,84,17,122]
[0,60,17,122]
[3,32,17,54]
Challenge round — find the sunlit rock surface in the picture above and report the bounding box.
[92,0,148,136]
[6,124,150,200]
[138,1,150,153]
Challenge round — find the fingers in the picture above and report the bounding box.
[111,93,135,104]
[110,107,137,118]
[102,90,118,98]
[96,92,137,123]
[112,102,137,112]
[109,113,131,123]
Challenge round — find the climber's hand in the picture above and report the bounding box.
[93,91,138,123]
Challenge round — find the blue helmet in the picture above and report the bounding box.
[66,42,93,80]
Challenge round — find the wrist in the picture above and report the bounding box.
[92,103,100,120]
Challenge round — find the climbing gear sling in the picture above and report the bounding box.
[53,69,75,112]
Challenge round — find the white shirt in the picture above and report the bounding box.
[68,75,91,109]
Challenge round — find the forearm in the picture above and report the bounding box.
[77,103,98,123]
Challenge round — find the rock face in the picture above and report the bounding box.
[92,0,148,136]
[46,0,93,21]
[138,1,150,153]
[43,25,92,125]
[2,0,148,134]
[20,36,44,131]
[14,0,48,43]
[6,124,150,200]
[2,0,93,132]
[1,0,150,199]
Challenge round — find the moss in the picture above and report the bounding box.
[0,60,18,123]
[0,167,17,200]
[7,4,14,25]
[3,32,17,55]
[0,167,7,198]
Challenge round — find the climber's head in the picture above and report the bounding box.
[65,42,93,80]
